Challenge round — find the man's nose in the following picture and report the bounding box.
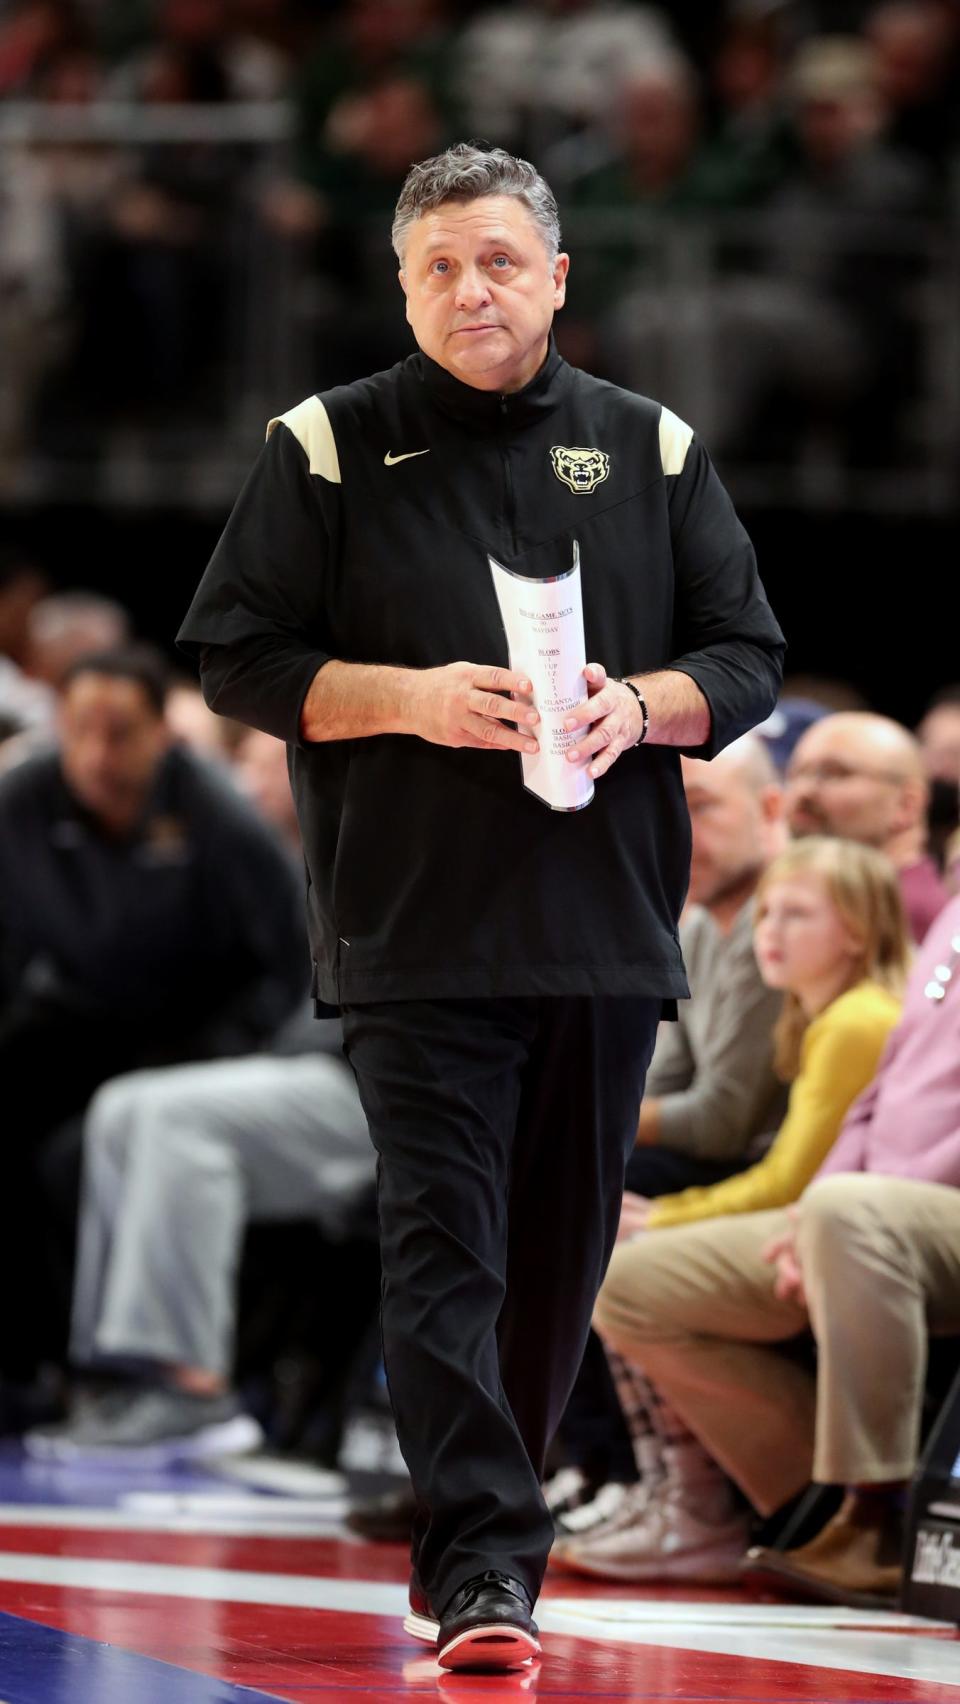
[454,268,493,311]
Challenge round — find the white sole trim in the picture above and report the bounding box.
[403,1609,440,1642]
[438,1624,541,1671]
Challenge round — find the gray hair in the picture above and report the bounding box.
[392,142,561,265]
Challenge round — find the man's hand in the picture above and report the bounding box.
[405,662,540,753]
[760,1206,807,1308]
[563,664,644,779]
[616,1191,653,1242]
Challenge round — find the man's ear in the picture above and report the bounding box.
[553,251,570,309]
[398,268,408,297]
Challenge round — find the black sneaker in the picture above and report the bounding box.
[437,1572,540,1672]
[403,1569,439,1643]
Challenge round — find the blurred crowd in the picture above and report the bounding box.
[0,0,959,482]
[1,541,960,1610]
[1,0,960,1618]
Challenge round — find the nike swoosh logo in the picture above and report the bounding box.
[384,449,430,465]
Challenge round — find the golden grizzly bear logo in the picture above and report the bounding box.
[550,445,610,494]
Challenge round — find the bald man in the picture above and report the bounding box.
[784,712,949,942]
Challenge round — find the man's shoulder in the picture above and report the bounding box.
[0,745,61,814]
[565,367,695,471]
[265,360,414,475]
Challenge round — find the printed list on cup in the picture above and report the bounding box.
[488,541,594,812]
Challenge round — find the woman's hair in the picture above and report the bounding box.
[754,836,911,1080]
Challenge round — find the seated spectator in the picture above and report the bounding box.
[784,710,949,941]
[557,835,909,1578]
[0,645,307,1384]
[165,675,247,767]
[26,590,131,690]
[917,686,960,786]
[548,735,789,1529]
[865,0,960,183]
[25,1004,375,1463]
[592,887,960,1606]
[915,686,960,876]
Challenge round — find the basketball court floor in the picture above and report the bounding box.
[0,1444,956,1703]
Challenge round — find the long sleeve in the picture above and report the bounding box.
[647,983,901,1227]
[660,418,786,759]
[177,402,340,746]
[654,908,785,1161]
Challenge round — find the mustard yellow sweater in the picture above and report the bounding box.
[646,982,901,1229]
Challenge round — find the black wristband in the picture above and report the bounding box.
[616,677,649,746]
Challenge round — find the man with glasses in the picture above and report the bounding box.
[784,711,949,941]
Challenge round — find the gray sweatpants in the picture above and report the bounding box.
[70,1053,373,1377]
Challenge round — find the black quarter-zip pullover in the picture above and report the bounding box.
[178,342,785,1006]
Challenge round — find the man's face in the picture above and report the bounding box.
[682,754,777,907]
[784,721,915,849]
[399,195,569,393]
[59,674,170,829]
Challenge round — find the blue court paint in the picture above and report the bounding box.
[0,1444,234,1510]
[0,1612,288,1704]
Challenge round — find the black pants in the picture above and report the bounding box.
[341,994,660,1616]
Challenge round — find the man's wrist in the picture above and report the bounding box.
[616,676,649,746]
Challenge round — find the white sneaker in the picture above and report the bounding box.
[541,1465,591,1516]
[552,1481,749,1584]
[556,1480,635,1536]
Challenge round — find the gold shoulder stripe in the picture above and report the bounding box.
[658,405,693,476]
[266,396,341,484]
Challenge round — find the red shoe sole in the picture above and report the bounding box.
[438,1624,541,1671]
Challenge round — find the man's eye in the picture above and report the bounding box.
[432,260,449,274]
[491,255,512,268]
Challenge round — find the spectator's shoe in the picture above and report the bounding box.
[403,1570,439,1643]
[551,1481,749,1583]
[740,1492,903,1609]
[555,1479,636,1539]
[24,1387,262,1465]
[436,1572,540,1672]
[344,1481,417,1542]
[541,1465,594,1520]
[22,1385,135,1458]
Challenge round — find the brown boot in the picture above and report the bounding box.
[741,1490,903,1610]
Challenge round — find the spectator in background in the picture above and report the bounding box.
[549,734,789,1533]
[233,725,301,853]
[865,0,960,185]
[0,552,55,735]
[25,1004,375,1464]
[0,645,307,1385]
[452,2,676,159]
[916,686,960,878]
[785,710,949,942]
[917,686,960,785]
[165,675,247,767]
[104,0,292,102]
[26,590,131,689]
[599,888,960,1607]
[573,836,910,1582]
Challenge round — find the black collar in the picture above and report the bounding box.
[415,337,571,429]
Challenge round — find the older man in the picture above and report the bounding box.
[178,143,783,1671]
[784,710,949,941]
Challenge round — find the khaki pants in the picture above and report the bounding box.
[593,1174,960,1515]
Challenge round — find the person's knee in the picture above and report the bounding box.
[592,1244,657,1350]
[798,1173,886,1272]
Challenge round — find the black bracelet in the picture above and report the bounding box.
[616,677,649,746]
